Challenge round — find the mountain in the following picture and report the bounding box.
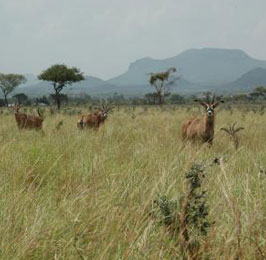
[13,75,116,98]
[212,67,266,93]
[3,48,266,98]
[108,48,266,86]
[24,74,40,86]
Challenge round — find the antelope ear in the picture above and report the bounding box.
[213,100,224,108]
[195,99,208,107]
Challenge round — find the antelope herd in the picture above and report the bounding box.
[10,95,227,146]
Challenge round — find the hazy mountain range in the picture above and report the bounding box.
[10,48,266,98]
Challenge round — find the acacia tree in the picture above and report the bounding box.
[12,93,29,105]
[0,74,26,106]
[148,67,180,105]
[38,64,84,109]
[251,86,266,100]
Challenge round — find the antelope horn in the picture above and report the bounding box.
[207,93,213,104]
[220,128,230,134]
[104,102,109,110]
[212,94,216,104]
[206,93,210,104]
[235,127,244,133]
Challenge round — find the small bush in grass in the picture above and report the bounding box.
[55,121,63,130]
[183,163,211,236]
[152,163,212,258]
[153,195,179,232]
[49,107,55,116]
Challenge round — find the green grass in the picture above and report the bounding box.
[0,106,265,259]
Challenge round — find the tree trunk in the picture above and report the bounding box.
[157,91,163,105]
[4,93,8,107]
[157,80,165,105]
[55,91,61,110]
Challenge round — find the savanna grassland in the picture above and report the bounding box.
[0,105,266,259]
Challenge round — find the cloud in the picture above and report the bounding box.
[0,0,266,79]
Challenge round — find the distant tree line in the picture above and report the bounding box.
[1,64,266,108]
[1,90,266,107]
[0,92,186,107]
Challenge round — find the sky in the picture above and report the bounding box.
[0,0,266,80]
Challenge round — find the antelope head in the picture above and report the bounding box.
[195,94,224,118]
[12,104,23,114]
[95,104,113,118]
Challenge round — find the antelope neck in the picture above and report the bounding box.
[204,114,215,129]
[97,113,105,120]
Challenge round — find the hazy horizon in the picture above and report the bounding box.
[1,0,266,80]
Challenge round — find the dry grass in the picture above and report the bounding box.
[0,105,265,259]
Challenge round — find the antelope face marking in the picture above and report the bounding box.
[206,105,214,117]
[103,110,108,117]
[97,108,109,118]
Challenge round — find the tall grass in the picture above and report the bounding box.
[0,105,265,259]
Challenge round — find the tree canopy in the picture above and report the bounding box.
[0,73,26,106]
[148,67,179,105]
[12,93,29,105]
[38,64,84,109]
[250,86,266,100]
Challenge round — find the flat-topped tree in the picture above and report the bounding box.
[38,64,84,109]
[0,74,26,106]
[252,86,266,100]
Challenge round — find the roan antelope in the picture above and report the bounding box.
[77,104,112,130]
[181,94,224,145]
[13,105,44,130]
